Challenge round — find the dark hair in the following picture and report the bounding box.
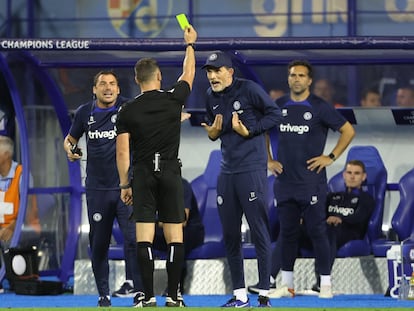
[93,70,118,86]
[287,60,313,79]
[347,159,366,173]
[134,58,159,83]
[361,87,380,100]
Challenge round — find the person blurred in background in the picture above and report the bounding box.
[396,86,414,107]
[268,88,285,101]
[313,78,344,108]
[360,88,382,107]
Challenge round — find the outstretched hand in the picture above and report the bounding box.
[232,112,249,137]
[201,114,223,140]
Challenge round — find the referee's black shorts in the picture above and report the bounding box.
[132,160,185,224]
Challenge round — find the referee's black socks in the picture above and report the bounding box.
[136,242,155,299]
[166,242,185,300]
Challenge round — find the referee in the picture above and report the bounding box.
[116,25,197,308]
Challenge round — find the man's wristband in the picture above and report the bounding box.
[187,43,195,49]
[328,152,336,161]
[119,183,131,189]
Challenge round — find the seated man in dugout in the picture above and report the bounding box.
[0,135,40,293]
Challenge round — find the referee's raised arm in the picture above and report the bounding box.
[178,25,197,90]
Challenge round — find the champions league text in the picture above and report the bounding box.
[0,39,90,49]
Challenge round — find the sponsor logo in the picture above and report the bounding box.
[328,205,355,216]
[217,195,223,205]
[88,129,117,140]
[213,105,219,110]
[279,123,309,134]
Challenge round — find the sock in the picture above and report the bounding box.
[281,270,294,288]
[166,242,185,300]
[259,289,269,297]
[125,280,133,287]
[136,242,154,299]
[320,275,331,286]
[234,288,248,302]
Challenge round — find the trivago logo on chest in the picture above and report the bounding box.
[88,129,117,139]
[279,123,309,134]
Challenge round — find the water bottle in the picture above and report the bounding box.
[399,275,409,300]
[407,272,414,300]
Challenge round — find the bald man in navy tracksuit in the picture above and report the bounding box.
[201,51,282,308]
[267,60,355,299]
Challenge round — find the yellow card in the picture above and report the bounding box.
[176,13,190,30]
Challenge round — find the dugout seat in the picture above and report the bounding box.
[372,168,414,256]
[186,149,226,259]
[327,145,387,257]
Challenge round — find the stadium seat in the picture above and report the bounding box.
[186,150,226,259]
[372,168,414,256]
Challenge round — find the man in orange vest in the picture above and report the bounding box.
[0,135,39,293]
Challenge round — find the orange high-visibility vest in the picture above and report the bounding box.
[1,164,22,228]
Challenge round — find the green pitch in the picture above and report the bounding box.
[2,308,413,311]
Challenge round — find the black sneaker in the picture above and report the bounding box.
[98,296,111,307]
[165,296,185,307]
[133,292,157,308]
[247,281,276,294]
[311,283,320,293]
[112,282,139,297]
[257,295,271,308]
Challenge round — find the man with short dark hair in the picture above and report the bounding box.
[63,70,143,307]
[116,25,197,308]
[268,59,355,299]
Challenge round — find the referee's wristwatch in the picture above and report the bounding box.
[328,152,336,161]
